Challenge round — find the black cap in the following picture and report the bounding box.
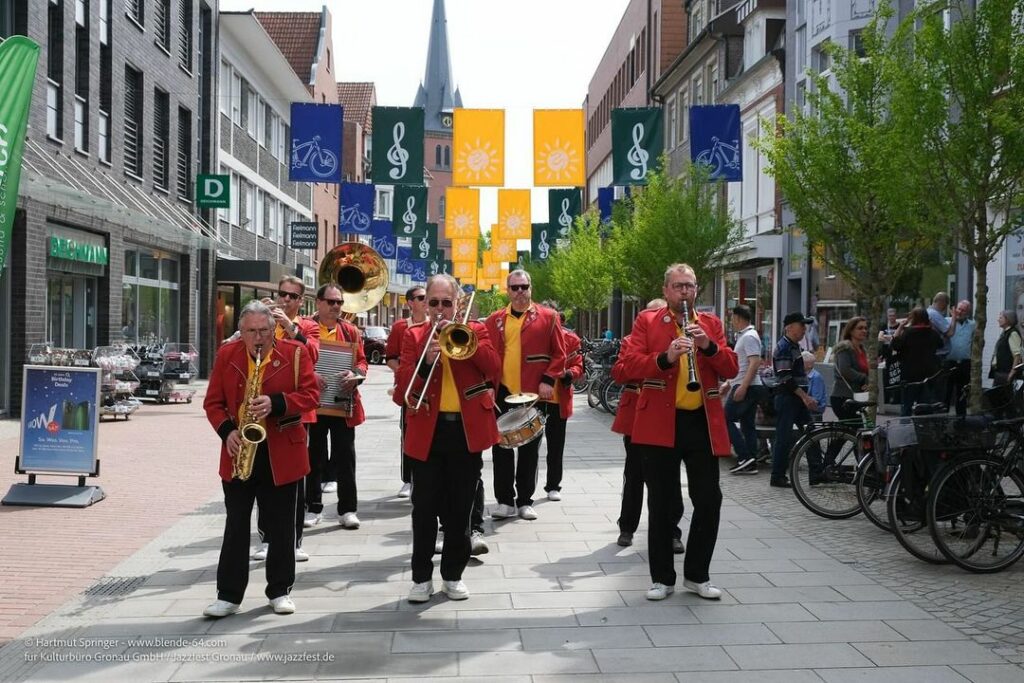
[783,312,814,326]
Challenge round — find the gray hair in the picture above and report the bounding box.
[663,263,696,286]
[239,300,274,328]
[507,268,532,286]
[1002,310,1018,328]
[801,351,816,365]
[426,273,459,298]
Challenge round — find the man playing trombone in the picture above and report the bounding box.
[393,274,501,603]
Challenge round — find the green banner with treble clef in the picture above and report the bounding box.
[611,107,663,186]
[391,185,428,238]
[371,107,424,186]
[412,224,438,261]
[547,188,581,240]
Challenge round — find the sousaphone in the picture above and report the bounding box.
[318,242,389,314]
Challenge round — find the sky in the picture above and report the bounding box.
[220,0,633,228]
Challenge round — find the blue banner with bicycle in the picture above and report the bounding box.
[689,104,742,182]
[340,182,375,234]
[290,103,343,183]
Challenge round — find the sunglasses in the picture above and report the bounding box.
[509,284,530,292]
[428,299,455,308]
[409,294,426,302]
[321,298,343,306]
[277,290,301,300]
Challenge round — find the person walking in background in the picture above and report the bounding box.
[831,317,870,421]
[804,351,827,423]
[892,307,943,416]
[770,313,818,488]
[989,310,1022,387]
[726,305,765,475]
[946,300,975,416]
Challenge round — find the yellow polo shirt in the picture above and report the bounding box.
[675,324,703,410]
[502,308,524,394]
[275,316,301,341]
[318,323,337,341]
[439,355,461,412]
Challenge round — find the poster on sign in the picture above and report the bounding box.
[19,366,101,475]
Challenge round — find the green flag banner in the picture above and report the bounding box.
[531,223,554,261]
[0,36,41,271]
[372,107,424,186]
[548,188,581,239]
[412,224,438,260]
[392,185,428,238]
[426,258,452,277]
[611,107,663,186]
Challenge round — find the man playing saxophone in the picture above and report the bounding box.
[202,301,320,618]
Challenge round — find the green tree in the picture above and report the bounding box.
[757,4,947,408]
[911,0,1024,413]
[549,212,615,316]
[608,160,744,300]
[521,256,556,303]
[473,287,507,318]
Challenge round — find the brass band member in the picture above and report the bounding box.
[304,284,367,531]
[386,286,429,498]
[393,274,501,603]
[484,269,567,520]
[618,264,737,601]
[202,301,319,618]
[541,307,584,500]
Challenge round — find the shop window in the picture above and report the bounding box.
[121,249,181,345]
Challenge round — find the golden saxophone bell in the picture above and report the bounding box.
[318,242,389,314]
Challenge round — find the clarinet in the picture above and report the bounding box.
[680,301,701,392]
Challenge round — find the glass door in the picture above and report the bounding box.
[47,273,97,348]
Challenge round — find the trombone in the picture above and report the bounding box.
[404,289,478,410]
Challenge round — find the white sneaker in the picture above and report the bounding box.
[547,490,562,501]
[397,482,412,498]
[322,481,338,493]
[518,505,538,520]
[470,531,489,556]
[645,583,675,601]
[407,581,433,603]
[251,543,269,561]
[269,595,295,614]
[490,504,517,519]
[682,579,722,600]
[442,579,469,600]
[303,512,321,528]
[340,512,361,529]
[434,533,444,555]
[203,599,240,618]
[294,547,310,562]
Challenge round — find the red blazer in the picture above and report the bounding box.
[392,321,501,460]
[556,328,585,419]
[610,334,640,436]
[485,304,567,394]
[204,338,320,485]
[385,318,410,364]
[307,317,368,428]
[290,316,320,424]
[617,307,738,454]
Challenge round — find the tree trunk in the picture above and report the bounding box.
[970,237,989,416]
[865,295,885,425]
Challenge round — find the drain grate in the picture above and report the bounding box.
[83,576,147,597]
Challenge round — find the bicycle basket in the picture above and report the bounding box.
[910,415,999,452]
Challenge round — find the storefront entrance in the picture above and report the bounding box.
[724,264,776,355]
[46,273,98,349]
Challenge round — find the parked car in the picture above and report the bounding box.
[362,326,389,365]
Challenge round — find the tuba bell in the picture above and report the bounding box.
[317,242,389,314]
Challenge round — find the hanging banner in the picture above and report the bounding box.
[453,109,505,186]
[491,239,517,264]
[289,103,342,183]
[451,238,478,263]
[369,220,393,239]
[411,260,428,282]
[0,37,41,271]
[371,232,397,260]
[20,365,100,474]
[496,189,531,240]
[371,106,424,185]
[611,107,663,186]
[533,109,585,187]
[481,261,502,280]
[548,188,582,239]
[413,227,438,261]
[453,261,475,281]
[396,247,416,275]
[690,104,742,182]
[598,187,615,223]
[445,187,479,238]
[514,250,530,270]
[392,185,428,238]
[531,223,553,261]
[339,183,375,234]
[426,258,453,277]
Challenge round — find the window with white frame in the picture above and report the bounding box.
[230,173,240,225]
[708,62,719,102]
[279,122,289,160]
[667,96,677,149]
[244,182,255,231]
[375,187,392,219]
[245,85,257,138]
[692,75,704,106]
[219,61,230,115]
[676,86,686,143]
[230,71,241,125]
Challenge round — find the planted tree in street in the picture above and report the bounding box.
[910,0,1024,413]
[549,212,615,323]
[608,160,743,301]
[757,4,947,407]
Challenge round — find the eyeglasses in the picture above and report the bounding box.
[509,284,530,292]
[321,298,343,306]
[428,299,455,308]
[277,290,301,300]
[409,294,426,302]
[669,282,698,292]
[241,328,273,336]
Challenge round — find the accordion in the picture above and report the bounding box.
[315,339,356,417]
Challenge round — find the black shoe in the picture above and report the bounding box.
[672,538,685,554]
[617,531,633,547]
[729,458,757,474]
[770,477,792,488]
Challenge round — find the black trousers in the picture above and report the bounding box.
[257,428,308,548]
[945,359,970,417]
[492,388,540,507]
[410,417,483,583]
[400,406,412,484]
[617,435,683,540]
[439,475,485,536]
[635,408,722,586]
[218,443,298,603]
[306,415,357,514]
[541,402,567,492]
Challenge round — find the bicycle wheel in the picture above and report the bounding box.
[855,454,891,532]
[927,456,1024,573]
[602,380,623,415]
[789,427,861,519]
[886,467,948,564]
[572,365,591,394]
[587,376,606,411]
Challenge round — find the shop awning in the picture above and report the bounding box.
[19,138,239,255]
[215,259,295,290]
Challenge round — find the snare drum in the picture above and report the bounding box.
[496,406,546,448]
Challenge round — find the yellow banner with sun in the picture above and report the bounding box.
[451,238,478,264]
[491,238,517,263]
[481,262,502,280]
[445,187,479,239]
[533,109,585,187]
[496,189,531,240]
[453,261,476,281]
[453,109,505,187]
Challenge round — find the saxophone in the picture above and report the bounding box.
[233,345,267,481]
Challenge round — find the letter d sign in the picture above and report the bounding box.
[196,174,231,209]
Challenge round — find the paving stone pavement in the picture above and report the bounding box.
[0,370,1022,682]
